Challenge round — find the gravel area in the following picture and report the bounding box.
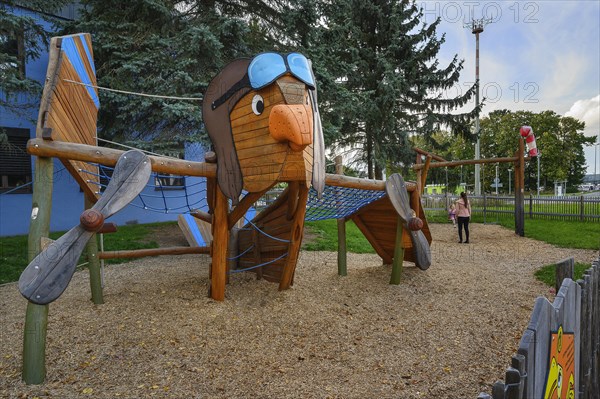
[0,223,597,398]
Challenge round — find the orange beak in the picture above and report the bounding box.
[269,104,313,152]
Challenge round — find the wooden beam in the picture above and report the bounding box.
[413,147,447,162]
[191,210,212,224]
[420,155,433,193]
[325,173,416,192]
[228,188,270,229]
[99,246,209,259]
[335,155,347,276]
[27,138,217,178]
[279,184,310,291]
[389,216,404,285]
[84,196,103,304]
[413,156,531,170]
[23,154,54,385]
[210,185,229,301]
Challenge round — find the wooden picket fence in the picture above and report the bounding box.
[478,256,600,398]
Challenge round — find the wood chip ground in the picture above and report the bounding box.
[1,223,597,398]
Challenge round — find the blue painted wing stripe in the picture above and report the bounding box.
[183,214,205,246]
[61,36,100,109]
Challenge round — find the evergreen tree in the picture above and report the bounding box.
[66,0,307,149]
[0,0,70,120]
[312,0,478,179]
[65,0,255,146]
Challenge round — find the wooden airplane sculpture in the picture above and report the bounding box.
[202,52,431,299]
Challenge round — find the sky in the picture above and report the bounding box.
[418,0,600,175]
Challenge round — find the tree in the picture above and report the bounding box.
[66,0,313,149]
[64,0,248,145]
[0,0,70,120]
[311,0,478,179]
[479,110,593,192]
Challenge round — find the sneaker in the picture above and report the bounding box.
[458,240,462,243]
[464,240,469,244]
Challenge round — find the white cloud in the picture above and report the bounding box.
[565,95,600,137]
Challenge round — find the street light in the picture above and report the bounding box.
[464,17,493,196]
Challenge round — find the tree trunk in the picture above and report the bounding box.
[375,163,383,180]
[366,130,374,179]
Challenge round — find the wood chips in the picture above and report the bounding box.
[1,223,597,398]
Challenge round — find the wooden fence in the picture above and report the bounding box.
[423,194,600,222]
[478,256,600,398]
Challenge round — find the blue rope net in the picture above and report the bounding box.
[305,185,386,221]
[82,163,386,221]
[81,164,209,214]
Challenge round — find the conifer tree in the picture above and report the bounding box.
[313,0,478,178]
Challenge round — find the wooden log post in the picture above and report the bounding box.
[514,139,525,237]
[279,184,309,291]
[22,156,53,384]
[389,216,404,285]
[210,185,229,301]
[420,154,432,192]
[335,156,347,276]
[415,153,423,194]
[84,196,104,305]
[555,257,575,294]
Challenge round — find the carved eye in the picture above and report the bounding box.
[251,94,264,115]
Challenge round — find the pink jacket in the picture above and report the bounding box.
[455,198,471,217]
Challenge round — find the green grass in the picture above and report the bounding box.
[0,222,166,285]
[425,210,599,250]
[304,219,374,253]
[534,262,591,287]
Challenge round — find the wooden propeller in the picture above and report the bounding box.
[19,150,151,305]
[385,173,431,270]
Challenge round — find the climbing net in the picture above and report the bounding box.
[80,163,386,221]
[305,185,386,221]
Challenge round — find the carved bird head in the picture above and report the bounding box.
[203,53,325,204]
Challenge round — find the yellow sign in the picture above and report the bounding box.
[543,326,575,399]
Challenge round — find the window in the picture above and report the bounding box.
[0,29,25,79]
[154,150,185,190]
[0,128,32,193]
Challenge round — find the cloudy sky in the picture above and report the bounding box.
[419,0,600,174]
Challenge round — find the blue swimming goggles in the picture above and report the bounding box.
[211,52,315,110]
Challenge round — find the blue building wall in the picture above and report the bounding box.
[0,5,207,237]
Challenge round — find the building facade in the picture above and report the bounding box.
[0,4,205,236]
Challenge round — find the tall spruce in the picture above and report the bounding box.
[66,0,270,146]
[64,0,318,149]
[314,0,478,178]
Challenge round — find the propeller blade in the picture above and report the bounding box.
[409,230,431,270]
[308,60,325,198]
[93,150,151,218]
[19,149,151,305]
[385,174,412,224]
[19,225,93,304]
[386,173,431,270]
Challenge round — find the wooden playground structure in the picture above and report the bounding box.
[413,144,530,237]
[17,32,540,385]
[19,33,434,384]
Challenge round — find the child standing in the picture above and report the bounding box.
[448,204,456,227]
